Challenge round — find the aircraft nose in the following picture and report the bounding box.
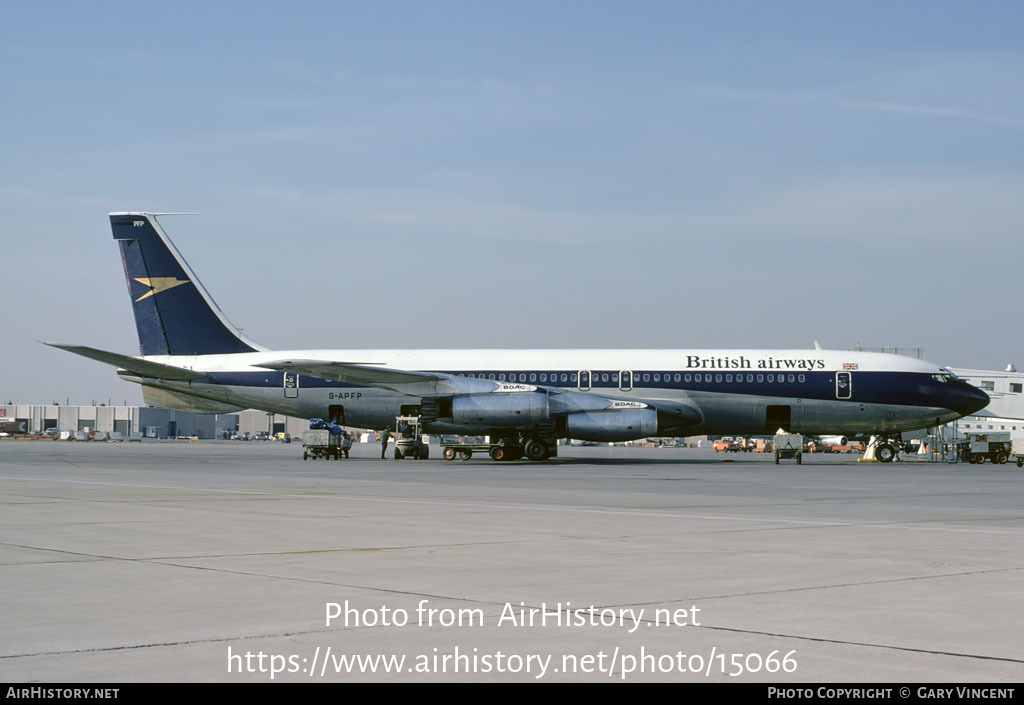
[952,384,990,417]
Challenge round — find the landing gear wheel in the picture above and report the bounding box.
[490,447,505,461]
[876,443,896,463]
[444,448,457,461]
[524,439,547,461]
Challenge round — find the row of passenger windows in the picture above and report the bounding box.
[459,372,809,385]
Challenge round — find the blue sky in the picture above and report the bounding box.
[2,1,1022,403]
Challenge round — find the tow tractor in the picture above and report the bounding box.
[958,432,1013,465]
[394,415,430,460]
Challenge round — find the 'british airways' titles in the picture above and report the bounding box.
[685,356,826,370]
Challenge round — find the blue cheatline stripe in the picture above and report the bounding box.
[198,370,958,408]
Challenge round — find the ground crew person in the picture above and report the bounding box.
[380,427,391,459]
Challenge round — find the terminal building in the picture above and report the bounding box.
[0,404,222,439]
[0,404,317,440]
[949,365,1024,435]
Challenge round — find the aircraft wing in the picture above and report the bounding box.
[42,342,208,381]
[256,359,703,426]
[256,360,448,387]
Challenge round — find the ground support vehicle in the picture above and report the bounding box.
[1013,438,1024,468]
[301,429,352,460]
[441,436,557,462]
[774,433,804,464]
[958,432,1013,465]
[441,442,518,461]
[394,416,430,460]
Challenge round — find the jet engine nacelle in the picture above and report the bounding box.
[565,408,658,442]
[451,393,550,427]
[819,435,848,446]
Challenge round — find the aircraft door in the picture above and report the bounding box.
[578,370,591,391]
[836,372,852,400]
[283,372,299,398]
[619,370,633,392]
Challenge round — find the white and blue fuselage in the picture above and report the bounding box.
[121,347,986,437]
[50,212,989,447]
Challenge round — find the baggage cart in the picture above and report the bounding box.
[301,429,352,460]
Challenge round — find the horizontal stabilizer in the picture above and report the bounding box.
[257,359,444,386]
[42,342,207,381]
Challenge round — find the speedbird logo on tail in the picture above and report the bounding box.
[134,277,189,301]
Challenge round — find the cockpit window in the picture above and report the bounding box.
[932,373,955,383]
[941,367,961,381]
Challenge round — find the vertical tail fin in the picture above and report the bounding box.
[110,212,263,356]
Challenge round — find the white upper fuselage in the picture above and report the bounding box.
[142,348,944,375]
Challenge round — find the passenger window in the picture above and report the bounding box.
[653,374,660,382]
[612,372,619,382]
[489,374,496,380]
[642,374,650,382]
[726,374,732,382]
[788,374,795,382]
[798,374,805,383]
[715,374,722,383]
[529,374,536,382]
[746,374,753,382]
[674,373,681,382]
[684,374,691,382]
[767,374,774,382]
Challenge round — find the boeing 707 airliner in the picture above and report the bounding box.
[46,213,989,462]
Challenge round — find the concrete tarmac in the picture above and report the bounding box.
[1,440,1023,682]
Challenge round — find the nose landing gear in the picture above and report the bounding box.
[863,434,902,463]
